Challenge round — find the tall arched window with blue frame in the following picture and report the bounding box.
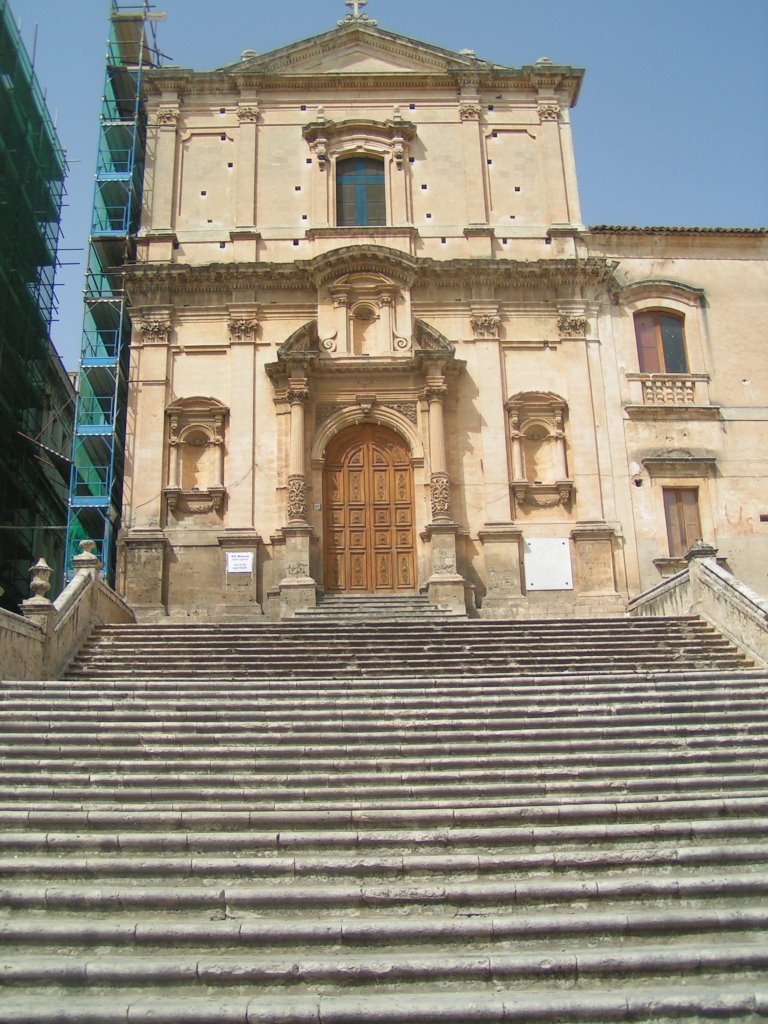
[336,156,386,226]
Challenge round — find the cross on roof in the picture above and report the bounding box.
[345,0,367,17]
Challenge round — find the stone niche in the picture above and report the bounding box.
[506,391,574,515]
[163,397,228,522]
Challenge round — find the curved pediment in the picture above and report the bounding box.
[413,319,455,355]
[276,320,321,360]
[304,245,418,287]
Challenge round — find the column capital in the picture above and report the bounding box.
[287,379,310,405]
[421,382,447,404]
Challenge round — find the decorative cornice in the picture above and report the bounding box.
[124,254,620,300]
[589,225,767,236]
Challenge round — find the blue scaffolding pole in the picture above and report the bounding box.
[65,1,162,580]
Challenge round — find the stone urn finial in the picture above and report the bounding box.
[72,538,103,573]
[28,558,53,606]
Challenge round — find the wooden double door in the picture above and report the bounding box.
[323,424,416,593]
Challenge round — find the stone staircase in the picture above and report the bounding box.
[1,607,767,1021]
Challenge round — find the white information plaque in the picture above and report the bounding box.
[226,551,253,574]
[523,538,573,591]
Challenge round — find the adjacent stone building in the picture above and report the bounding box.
[117,7,768,619]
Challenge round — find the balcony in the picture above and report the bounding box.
[624,373,719,420]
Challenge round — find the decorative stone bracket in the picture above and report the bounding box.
[511,480,574,511]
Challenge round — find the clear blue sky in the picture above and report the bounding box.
[17,0,768,370]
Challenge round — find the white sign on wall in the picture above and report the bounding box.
[523,538,573,591]
[226,551,253,574]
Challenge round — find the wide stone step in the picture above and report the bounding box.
[3,905,766,950]
[2,794,767,831]
[3,840,767,881]
[3,984,768,1024]
[2,941,767,985]
[3,817,766,855]
[4,869,767,911]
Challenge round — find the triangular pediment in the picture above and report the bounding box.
[222,24,500,77]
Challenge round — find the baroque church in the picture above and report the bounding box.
[117,3,768,620]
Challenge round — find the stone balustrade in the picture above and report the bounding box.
[0,541,135,680]
[628,540,768,666]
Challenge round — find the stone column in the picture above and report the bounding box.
[287,380,309,525]
[422,378,466,613]
[280,377,316,616]
[424,380,451,523]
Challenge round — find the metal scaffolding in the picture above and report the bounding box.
[0,0,73,609]
[65,1,162,582]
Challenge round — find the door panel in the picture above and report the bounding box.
[324,424,416,593]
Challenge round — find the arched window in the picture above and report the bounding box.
[336,157,386,226]
[634,311,688,373]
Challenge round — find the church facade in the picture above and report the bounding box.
[117,9,768,620]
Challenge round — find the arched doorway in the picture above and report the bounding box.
[323,423,416,593]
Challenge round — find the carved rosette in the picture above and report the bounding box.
[538,103,561,122]
[156,107,179,127]
[228,317,259,341]
[459,103,481,121]
[137,319,172,344]
[430,472,451,522]
[557,315,588,340]
[470,314,501,339]
[287,474,308,523]
[236,106,259,124]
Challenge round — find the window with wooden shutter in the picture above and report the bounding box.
[663,487,702,557]
[634,311,688,373]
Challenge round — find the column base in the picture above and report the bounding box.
[119,530,169,616]
[423,521,468,614]
[278,523,317,618]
